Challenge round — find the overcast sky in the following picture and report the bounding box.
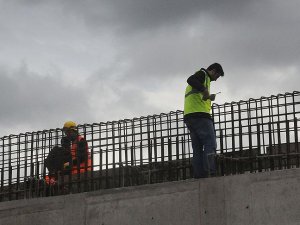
[0,0,299,136]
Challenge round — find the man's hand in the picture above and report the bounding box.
[202,90,217,101]
[210,94,216,101]
[63,162,70,170]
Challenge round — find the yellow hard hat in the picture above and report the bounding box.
[63,121,77,130]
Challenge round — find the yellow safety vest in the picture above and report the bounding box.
[184,69,211,115]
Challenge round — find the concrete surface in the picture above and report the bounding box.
[0,168,299,225]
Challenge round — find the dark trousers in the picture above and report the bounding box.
[185,117,217,178]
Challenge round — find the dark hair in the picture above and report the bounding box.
[207,63,224,76]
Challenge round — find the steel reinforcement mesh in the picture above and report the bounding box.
[1,91,300,201]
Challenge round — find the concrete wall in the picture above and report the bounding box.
[0,168,299,225]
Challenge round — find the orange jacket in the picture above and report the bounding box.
[71,135,92,174]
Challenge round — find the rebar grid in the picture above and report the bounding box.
[0,91,300,201]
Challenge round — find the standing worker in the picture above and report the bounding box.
[62,121,92,175]
[184,63,224,178]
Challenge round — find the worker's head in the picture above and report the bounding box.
[207,63,224,81]
[63,121,78,141]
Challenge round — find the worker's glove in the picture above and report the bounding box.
[61,136,71,149]
[63,162,71,170]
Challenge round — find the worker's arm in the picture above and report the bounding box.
[187,70,206,92]
[187,70,214,100]
[73,139,88,165]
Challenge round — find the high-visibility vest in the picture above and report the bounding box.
[184,69,211,115]
[71,135,92,174]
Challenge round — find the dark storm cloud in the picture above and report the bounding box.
[62,0,254,33]
[103,0,300,98]
[64,0,300,80]
[74,0,300,110]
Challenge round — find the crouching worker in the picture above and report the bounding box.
[44,121,92,185]
[44,145,71,185]
[61,121,92,175]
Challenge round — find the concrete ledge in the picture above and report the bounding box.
[0,169,299,225]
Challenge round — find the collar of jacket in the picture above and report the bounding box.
[200,68,213,80]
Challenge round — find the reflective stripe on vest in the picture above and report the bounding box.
[71,135,92,174]
[184,69,211,115]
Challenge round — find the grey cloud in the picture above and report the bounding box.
[87,67,160,122]
[0,65,92,136]
[0,0,300,136]
[108,0,300,90]
[58,0,254,34]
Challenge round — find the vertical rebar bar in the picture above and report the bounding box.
[294,118,299,168]
[286,120,291,169]
[268,122,274,171]
[257,123,262,172]
[0,168,3,202]
[277,122,282,170]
